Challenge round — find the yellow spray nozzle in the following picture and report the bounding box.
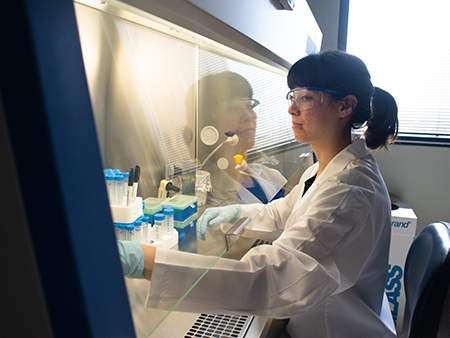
[234,154,243,164]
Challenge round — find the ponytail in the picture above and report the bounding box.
[364,87,398,150]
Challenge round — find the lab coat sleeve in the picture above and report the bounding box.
[239,183,303,241]
[147,177,383,318]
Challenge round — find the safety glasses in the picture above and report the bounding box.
[222,98,260,119]
[286,87,345,111]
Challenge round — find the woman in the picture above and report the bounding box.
[120,51,399,337]
[185,71,286,206]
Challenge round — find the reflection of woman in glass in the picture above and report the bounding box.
[184,71,286,205]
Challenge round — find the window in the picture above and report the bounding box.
[347,0,450,145]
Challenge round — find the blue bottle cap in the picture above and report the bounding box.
[126,224,135,230]
[154,213,165,221]
[142,216,150,222]
[119,224,126,229]
[135,219,142,226]
[163,207,175,215]
[106,175,115,181]
[116,175,124,181]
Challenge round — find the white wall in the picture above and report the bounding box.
[373,145,450,234]
[306,0,341,51]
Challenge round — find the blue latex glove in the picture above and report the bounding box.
[117,240,145,279]
[197,204,242,241]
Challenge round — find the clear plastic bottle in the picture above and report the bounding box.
[122,171,129,188]
[126,223,135,241]
[163,206,175,237]
[114,223,120,239]
[118,223,127,240]
[134,219,142,243]
[148,220,155,243]
[154,213,165,242]
[106,174,116,206]
[142,216,149,244]
[115,175,127,206]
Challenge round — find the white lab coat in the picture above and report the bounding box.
[148,139,397,337]
[202,160,287,206]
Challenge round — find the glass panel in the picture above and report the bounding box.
[75,1,313,336]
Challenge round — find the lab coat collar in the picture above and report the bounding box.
[314,138,369,185]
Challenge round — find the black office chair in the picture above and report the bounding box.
[404,221,450,338]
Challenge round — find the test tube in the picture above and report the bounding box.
[142,216,149,244]
[114,223,120,239]
[148,220,155,243]
[115,175,126,206]
[134,219,142,243]
[122,172,130,206]
[163,206,175,237]
[118,223,127,240]
[126,223,135,241]
[122,171,129,188]
[106,174,116,206]
[154,213,165,242]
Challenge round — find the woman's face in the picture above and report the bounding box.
[287,88,343,146]
[215,99,257,150]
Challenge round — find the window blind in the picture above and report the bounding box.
[347,0,450,142]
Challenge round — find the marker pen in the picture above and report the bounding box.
[127,168,134,206]
[132,165,140,203]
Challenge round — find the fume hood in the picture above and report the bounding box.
[1,0,321,337]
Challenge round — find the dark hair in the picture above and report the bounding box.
[287,51,398,149]
[184,71,253,144]
[186,71,253,122]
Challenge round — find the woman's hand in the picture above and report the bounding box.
[197,204,242,240]
[117,240,156,281]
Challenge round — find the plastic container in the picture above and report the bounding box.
[118,223,127,240]
[141,216,149,244]
[163,206,175,237]
[126,223,135,241]
[114,223,120,239]
[115,175,126,206]
[163,195,198,222]
[143,197,165,224]
[148,222,155,243]
[134,219,142,243]
[174,213,197,239]
[106,174,116,206]
[154,213,165,242]
[110,197,143,224]
[174,213,198,253]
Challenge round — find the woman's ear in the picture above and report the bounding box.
[339,95,358,118]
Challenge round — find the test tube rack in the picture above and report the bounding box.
[111,197,143,224]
